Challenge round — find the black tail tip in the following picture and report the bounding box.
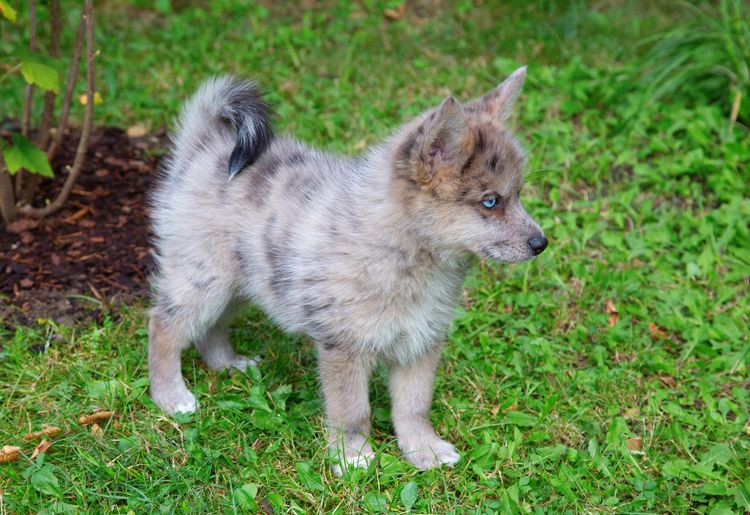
[223,81,274,179]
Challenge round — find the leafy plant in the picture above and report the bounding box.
[0,0,96,226]
[634,0,749,128]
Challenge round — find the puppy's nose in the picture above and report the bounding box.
[528,235,548,255]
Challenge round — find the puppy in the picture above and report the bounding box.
[148,67,547,474]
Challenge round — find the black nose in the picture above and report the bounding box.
[528,235,548,255]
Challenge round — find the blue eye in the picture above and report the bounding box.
[481,196,497,209]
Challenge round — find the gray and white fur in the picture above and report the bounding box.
[148,69,547,474]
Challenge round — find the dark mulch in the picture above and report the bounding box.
[1,127,166,328]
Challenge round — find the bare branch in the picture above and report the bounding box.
[17,0,38,195]
[37,0,61,149]
[0,170,18,224]
[20,0,38,138]
[23,0,62,204]
[46,10,85,161]
[19,0,95,219]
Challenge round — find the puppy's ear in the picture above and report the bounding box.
[414,97,470,184]
[474,66,526,123]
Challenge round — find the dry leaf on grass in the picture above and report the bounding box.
[29,440,52,460]
[649,322,667,339]
[23,426,62,441]
[604,299,619,326]
[78,411,114,426]
[658,375,677,388]
[0,446,22,463]
[626,436,643,451]
[383,4,405,20]
[90,423,104,439]
[502,403,518,414]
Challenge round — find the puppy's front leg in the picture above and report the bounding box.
[389,345,460,469]
[317,345,375,476]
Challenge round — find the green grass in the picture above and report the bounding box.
[1,1,749,513]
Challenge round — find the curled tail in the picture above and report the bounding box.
[173,76,273,179]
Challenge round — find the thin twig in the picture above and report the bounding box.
[729,89,742,126]
[23,0,61,204]
[37,0,61,149]
[47,8,85,161]
[20,0,37,138]
[19,0,94,219]
[17,0,38,195]
[0,63,22,84]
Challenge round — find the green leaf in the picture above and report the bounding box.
[2,133,54,177]
[662,459,690,479]
[505,411,537,427]
[701,443,733,468]
[30,465,61,497]
[266,492,284,508]
[400,481,417,511]
[549,477,577,502]
[247,385,271,412]
[154,0,171,14]
[21,61,60,93]
[0,0,16,22]
[733,477,750,511]
[703,483,729,496]
[233,483,257,509]
[364,492,387,512]
[86,380,123,400]
[296,461,323,492]
[707,502,736,515]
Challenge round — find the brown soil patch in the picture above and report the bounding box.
[1,127,165,329]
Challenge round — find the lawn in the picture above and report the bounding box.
[1,1,749,513]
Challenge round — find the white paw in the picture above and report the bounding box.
[329,442,375,477]
[152,388,198,416]
[227,354,261,374]
[402,439,460,470]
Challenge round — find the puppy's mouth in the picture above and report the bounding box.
[477,244,538,264]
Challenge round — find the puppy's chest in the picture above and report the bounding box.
[340,258,467,360]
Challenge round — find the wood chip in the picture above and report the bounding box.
[126,124,147,138]
[23,426,62,441]
[87,282,103,301]
[78,411,114,426]
[5,219,39,233]
[71,187,95,197]
[63,207,91,224]
[0,446,22,463]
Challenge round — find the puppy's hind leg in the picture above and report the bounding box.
[194,313,260,373]
[149,271,234,415]
[148,311,198,415]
